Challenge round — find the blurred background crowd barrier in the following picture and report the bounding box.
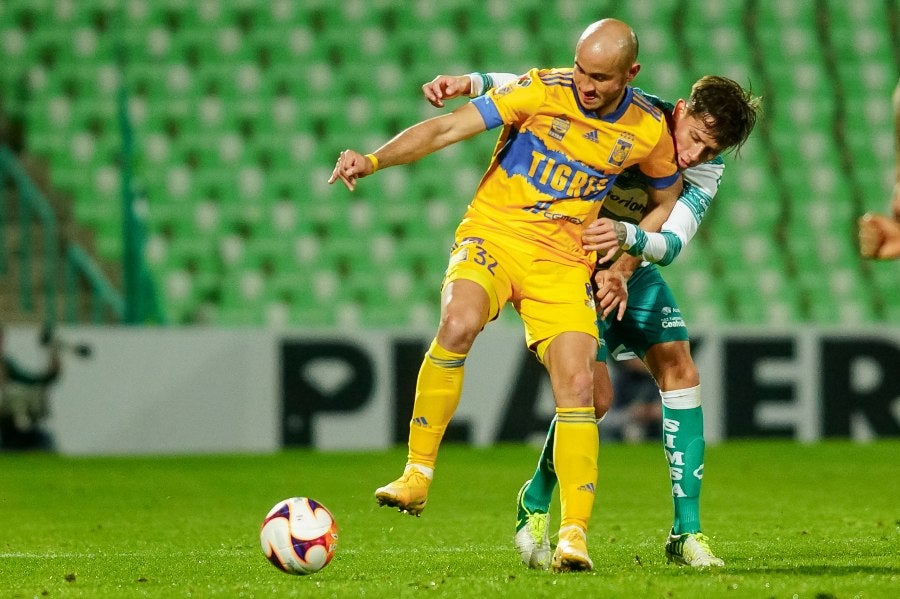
[3,324,896,454]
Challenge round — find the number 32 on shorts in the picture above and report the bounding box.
[449,238,498,275]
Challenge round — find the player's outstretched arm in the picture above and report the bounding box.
[328,102,487,191]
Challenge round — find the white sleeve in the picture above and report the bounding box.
[621,160,723,265]
[468,72,519,96]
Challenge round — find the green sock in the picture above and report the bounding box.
[661,386,705,535]
[523,416,557,513]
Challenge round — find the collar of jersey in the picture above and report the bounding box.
[572,84,634,122]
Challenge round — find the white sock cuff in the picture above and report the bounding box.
[660,384,701,409]
[405,463,434,479]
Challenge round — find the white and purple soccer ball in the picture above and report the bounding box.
[260,497,338,575]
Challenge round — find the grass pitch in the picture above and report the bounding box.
[1,441,897,598]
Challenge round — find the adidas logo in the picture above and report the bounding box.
[411,416,429,427]
[577,482,596,493]
[583,130,599,143]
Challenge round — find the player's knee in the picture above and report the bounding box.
[669,360,699,387]
[647,343,699,389]
[656,365,699,391]
[552,368,594,407]
[437,311,482,352]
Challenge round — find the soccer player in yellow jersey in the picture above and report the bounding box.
[329,18,682,572]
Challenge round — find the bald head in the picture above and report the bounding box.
[576,19,639,70]
[571,19,641,114]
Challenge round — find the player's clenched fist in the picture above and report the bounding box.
[327,150,377,191]
[858,212,900,259]
[422,75,471,108]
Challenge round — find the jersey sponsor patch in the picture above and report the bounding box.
[660,306,686,329]
[494,82,516,97]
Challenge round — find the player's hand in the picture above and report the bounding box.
[422,75,471,108]
[858,213,886,257]
[583,218,627,264]
[858,212,900,259]
[594,269,629,321]
[327,149,375,191]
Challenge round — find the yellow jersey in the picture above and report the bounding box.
[462,67,679,267]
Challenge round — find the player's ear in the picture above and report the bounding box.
[672,99,687,121]
[627,62,641,82]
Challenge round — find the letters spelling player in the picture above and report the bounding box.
[424,70,759,568]
[329,19,682,572]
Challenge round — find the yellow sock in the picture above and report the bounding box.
[407,339,466,470]
[554,407,599,531]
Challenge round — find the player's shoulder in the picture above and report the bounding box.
[494,68,571,100]
[633,87,675,114]
[685,156,725,178]
[629,87,667,121]
[490,68,561,95]
[532,67,574,87]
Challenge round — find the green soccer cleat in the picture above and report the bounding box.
[375,468,431,516]
[665,531,725,567]
[551,525,593,572]
[514,480,551,569]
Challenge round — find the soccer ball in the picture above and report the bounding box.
[259,497,338,575]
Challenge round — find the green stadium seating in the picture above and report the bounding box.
[1,0,898,327]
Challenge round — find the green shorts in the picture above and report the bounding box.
[597,264,689,362]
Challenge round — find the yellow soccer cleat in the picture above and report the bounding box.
[374,468,431,516]
[550,525,593,572]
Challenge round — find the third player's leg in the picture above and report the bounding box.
[592,360,614,418]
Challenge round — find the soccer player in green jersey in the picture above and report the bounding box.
[424,71,760,568]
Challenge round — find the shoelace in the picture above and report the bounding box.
[403,470,429,485]
[692,534,712,552]
[527,512,548,542]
